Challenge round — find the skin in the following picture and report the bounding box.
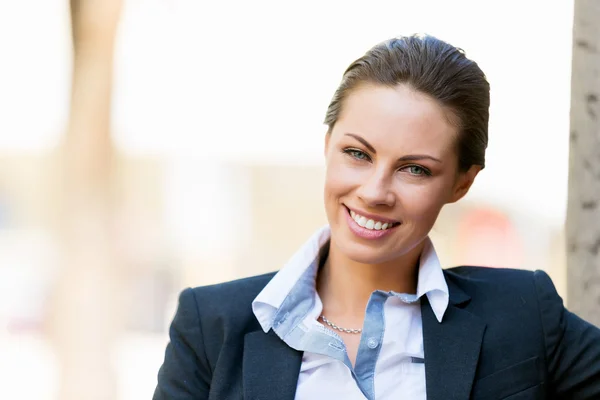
[316,83,481,365]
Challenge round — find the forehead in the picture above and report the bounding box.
[332,84,458,154]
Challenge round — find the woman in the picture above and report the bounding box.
[153,35,600,399]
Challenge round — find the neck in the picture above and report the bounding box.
[316,238,424,318]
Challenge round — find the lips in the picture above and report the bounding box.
[345,206,400,227]
[349,209,396,231]
[343,205,400,239]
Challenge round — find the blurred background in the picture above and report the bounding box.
[0,0,583,399]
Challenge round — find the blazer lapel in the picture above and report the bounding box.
[422,278,486,400]
[243,329,303,400]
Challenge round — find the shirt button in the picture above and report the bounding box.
[367,338,379,349]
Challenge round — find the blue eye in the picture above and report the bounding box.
[344,149,370,161]
[403,165,431,176]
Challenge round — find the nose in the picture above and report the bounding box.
[356,169,395,208]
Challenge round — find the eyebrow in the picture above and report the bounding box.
[344,133,442,163]
[345,133,377,153]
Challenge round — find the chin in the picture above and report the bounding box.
[348,251,392,266]
[334,233,399,265]
[334,221,427,265]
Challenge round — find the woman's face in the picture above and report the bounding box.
[324,83,479,265]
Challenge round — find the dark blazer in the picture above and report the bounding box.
[153,267,600,400]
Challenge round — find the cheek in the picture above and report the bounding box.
[324,160,358,198]
[398,182,449,221]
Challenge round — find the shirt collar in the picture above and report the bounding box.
[252,226,449,332]
[416,237,449,322]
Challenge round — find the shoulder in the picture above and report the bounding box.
[181,271,277,327]
[443,267,562,352]
[445,265,536,282]
[445,265,556,290]
[444,266,562,309]
[190,271,277,300]
[187,270,277,308]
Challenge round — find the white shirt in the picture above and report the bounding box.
[252,226,449,400]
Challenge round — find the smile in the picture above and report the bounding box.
[344,206,400,240]
[349,210,396,231]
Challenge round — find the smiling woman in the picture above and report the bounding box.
[323,84,479,272]
[153,35,600,400]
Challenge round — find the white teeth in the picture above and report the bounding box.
[349,209,395,231]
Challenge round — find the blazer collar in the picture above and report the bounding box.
[446,271,472,307]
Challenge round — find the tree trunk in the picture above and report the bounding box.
[567,0,600,327]
[48,1,123,399]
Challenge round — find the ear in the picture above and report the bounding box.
[448,165,482,204]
